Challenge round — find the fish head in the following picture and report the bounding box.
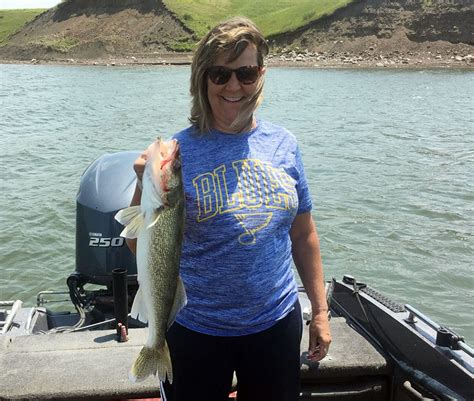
[147,138,183,206]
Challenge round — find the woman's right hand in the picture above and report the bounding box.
[126,149,149,255]
[133,149,149,186]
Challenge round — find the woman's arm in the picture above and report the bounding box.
[290,211,332,361]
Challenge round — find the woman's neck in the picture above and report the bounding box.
[213,116,256,134]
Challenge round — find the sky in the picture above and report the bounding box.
[0,0,61,9]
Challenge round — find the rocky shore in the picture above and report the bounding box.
[2,46,472,69]
[269,29,474,69]
[2,33,472,70]
[268,47,473,68]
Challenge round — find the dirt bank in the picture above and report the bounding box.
[0,0,472,68]
[0,0,194,61]
[269,0,473,68]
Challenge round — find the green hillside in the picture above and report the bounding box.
[163,0,355,37]
[0,9,46,44]
[0,1,356,49]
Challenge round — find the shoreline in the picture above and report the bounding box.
[1,53,473,69]
[1,1,472,71]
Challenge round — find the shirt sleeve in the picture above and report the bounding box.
[295,146,312,214]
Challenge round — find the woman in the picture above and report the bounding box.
[128,16,331,401]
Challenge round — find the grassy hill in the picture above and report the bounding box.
[0,0,355,49]
[0,0,471,62]
[163,0,355,37]
[0,0,357,52]
[0,9,46,44]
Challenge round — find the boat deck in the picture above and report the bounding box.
[0,317,390,400]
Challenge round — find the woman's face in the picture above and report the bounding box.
[207,43,264,133]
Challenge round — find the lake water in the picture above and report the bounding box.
[0,64,473,343]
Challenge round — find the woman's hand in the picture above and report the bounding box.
[133,150,148,187]
[125,149,148,255]
[307,311,332,362]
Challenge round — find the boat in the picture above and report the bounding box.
[1,151,472,401]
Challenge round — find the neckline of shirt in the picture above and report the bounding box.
[209,119,261,138]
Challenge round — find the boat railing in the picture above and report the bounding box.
[0,300,23,334]
[36,290,71,307]
[405,304,474,358]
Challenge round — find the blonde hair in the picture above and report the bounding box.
[189,17,269,133]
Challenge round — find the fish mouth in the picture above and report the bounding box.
[160,140,180,194]
[168,140,180,161]
[160,140,179,169]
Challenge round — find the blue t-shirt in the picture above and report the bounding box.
[173,120,312,336]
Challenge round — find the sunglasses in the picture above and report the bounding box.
[206,65,262,85]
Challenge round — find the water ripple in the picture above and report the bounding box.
[1,65,473,343]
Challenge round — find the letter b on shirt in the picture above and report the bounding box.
[193,173,218,221]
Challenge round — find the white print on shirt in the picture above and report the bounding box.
[192,159,298,245]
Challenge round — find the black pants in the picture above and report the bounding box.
[162,302,302,401]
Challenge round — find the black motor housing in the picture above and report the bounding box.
[75,151,140,286]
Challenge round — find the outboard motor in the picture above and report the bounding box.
[74,151,140,286]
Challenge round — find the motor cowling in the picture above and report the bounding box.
[75,151,140,286]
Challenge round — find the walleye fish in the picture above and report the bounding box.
[115,138,186,384]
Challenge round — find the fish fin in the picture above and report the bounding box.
[115,205,142,226]
[167,277,187,329]
[130,287,148,324]
[128,342,173,384]
[146,206,165,229]
[115,206,145,239]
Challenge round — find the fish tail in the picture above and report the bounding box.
[129,342,173,384]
